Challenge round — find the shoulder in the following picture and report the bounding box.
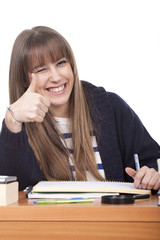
[81,80,129,110]
[81,80,106,95]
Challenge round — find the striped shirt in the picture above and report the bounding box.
[55,117,106,180]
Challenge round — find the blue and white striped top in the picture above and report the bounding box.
[55,117,106,181]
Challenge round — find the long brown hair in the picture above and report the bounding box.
[9,26,104,181]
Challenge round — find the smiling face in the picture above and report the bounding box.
[30,57,74,117]
[23,29,76,118]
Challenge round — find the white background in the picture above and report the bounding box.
[0,0,160,143]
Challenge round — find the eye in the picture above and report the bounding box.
[36,67,47,73]
[57,59,67,67]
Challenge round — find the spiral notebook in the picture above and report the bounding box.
[31,181,151,195]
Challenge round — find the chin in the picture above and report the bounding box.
[50,99,68,106]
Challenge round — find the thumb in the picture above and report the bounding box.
[27,73,37,93]
[125,167,137,179]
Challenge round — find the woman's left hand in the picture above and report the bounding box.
[125,166,160,190]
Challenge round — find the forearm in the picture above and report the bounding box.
[0,120,44,190]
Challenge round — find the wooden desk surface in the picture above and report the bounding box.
[0,192,160,240]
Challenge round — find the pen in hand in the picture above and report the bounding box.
[134,153,142,189]
[125,154,140,178]
[134,154,140,172]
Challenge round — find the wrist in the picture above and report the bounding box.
[7,106,22,123]
[5,108,22,133]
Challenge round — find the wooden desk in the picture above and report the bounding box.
[0,192,159,240]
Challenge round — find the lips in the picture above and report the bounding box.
[47,83,66,94]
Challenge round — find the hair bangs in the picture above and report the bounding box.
[25,36,72,73]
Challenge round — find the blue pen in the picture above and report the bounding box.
[134,154,140,171]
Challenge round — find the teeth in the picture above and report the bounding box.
[49,84,65,93]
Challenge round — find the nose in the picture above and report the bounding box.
[49,66,62,82]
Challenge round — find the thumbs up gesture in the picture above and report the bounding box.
[8,74,50,124]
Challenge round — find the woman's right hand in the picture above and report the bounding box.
[5,76,50,133]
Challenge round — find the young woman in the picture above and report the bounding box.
[0,26,160,191]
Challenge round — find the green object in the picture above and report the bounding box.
[33,198,94,204]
